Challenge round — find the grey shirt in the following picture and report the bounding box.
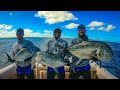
[71,35,89,67]
[46,38,68,68]
[71,35,88,46]
[12,38,34,67]
[46,38,68,55]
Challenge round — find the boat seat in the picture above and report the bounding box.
[34,63,70,79]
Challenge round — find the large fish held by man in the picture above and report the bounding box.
[55,40,114,67]
[35,51,68,73]
[6,45,41,63]
[68,41,113,61]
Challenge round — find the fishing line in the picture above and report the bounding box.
[94,27,102,67]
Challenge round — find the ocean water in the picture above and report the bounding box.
[0,37,120,78]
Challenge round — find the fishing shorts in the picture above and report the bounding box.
[47,66,64,72]
[74,64,91,72]
[16,64,33,74]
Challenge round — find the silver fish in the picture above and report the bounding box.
[6,46,41,63]
[35,51,68,73]
[68,41,114,61]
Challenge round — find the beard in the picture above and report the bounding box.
[78,33,85,38]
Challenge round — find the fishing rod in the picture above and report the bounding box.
[95,27,102,68]
[89,26,102,68]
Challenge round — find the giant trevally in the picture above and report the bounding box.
[6,45,41,63]
[35,51,69,73]
[68,41,113,61]
[55,40,114,67]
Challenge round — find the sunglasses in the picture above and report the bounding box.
[17,32,24,35]
[54,31,61,33]
[78,29,86,32]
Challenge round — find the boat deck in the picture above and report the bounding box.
[0,62,118,79]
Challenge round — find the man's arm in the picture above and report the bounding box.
[12,45,16,58]
[64,41,68,49]
[71,39,77,46]
[67,38,79,65]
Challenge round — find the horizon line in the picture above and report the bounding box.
[0,37,120,43]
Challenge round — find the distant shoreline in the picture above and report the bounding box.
[0,37,120,44]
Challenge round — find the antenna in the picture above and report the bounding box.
[93,22,99,41]
[95,29,99,41]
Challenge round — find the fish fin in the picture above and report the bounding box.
[55,43,64,49]
[24,56,33,61]
[70,66,76,73]
[90,60,94,63]
[75,59,82,65]
[54,68,59,74]
[5,52,14,63]
[4,60,10,66]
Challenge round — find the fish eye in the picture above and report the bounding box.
[95,53,97,56]
[98,53,101,56]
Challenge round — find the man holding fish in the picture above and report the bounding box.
[45,27,68,79]
[12,28,35,79]
[69,24,91,79]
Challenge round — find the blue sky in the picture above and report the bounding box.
[0,11,120,43]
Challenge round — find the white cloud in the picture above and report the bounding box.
[87,21,104,27]
[87,21,116,32]
[64,23,79,29]
[105,24,116,31]
[0,24,13,30]
[0,23,53,38]
[0,23,54,38]
[89,27,96,30]
[97,26,105,30]
[34,11,78,24]
[0,29,16,38]
[10,13,13,16]
[44,30,52,33]
[0,28,53,38]
[97,24,116,31]
[24,29,32,33]
[24,29,53,37]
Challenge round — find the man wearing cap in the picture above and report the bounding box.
[12,28,35,79]
[46,27,68,79]
[69,24,91,79]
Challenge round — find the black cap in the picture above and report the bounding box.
[78,24,86,30]
[54,27,62,33]
[16,28,24,35]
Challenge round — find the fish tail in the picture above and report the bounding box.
[5,52,14,63]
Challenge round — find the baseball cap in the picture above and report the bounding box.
[54,27,62,33]
[78,24,86,30]
[16,28,24,35]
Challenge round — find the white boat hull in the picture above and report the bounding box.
[0,62,118,79]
